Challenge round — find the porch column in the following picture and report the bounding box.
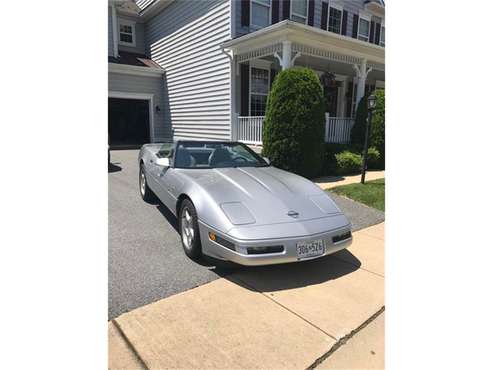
[353,59,373,107]
[281,40,292,70]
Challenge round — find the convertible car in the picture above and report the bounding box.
[138,141,352,266]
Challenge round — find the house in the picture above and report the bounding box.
[108,0,385,147]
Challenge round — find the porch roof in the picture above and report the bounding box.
[221,20,385,70]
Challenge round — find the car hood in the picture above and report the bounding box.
[178,166,341,227]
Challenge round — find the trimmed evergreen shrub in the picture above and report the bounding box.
[335,151,362,174]
[350,90,385,167]
[367,146,381,169]
[323,143,348,174]
[262,68,325,178]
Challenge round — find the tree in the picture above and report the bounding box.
[262,68,325,178]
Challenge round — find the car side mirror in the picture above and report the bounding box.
[155,157,170,167]
[263,157,270,165]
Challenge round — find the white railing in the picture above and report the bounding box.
[233,115,354,145]
[234,115,264,145]
[325,115,355,144]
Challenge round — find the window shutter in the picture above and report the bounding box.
[352,14,359,38]
[270,69,277,88]
[241,0,250,27]
[321,2,328,30]
[342,10,348,35]
[272,0,280,23]
[282,0,290,20]
[308,0,315,26]
[240,63,250,116]
[375,23,381,44]
[369,21,375,43]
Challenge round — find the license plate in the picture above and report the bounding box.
[296,239,325,259]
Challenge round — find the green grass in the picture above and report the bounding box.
[329,178,385,211]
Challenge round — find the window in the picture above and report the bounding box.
[291,0,308,24]
[249,67,270,116]
[251,0,271,29]
[119,19,136,47]
[328,6,343,34]
[380,25,385,46]
[357,15,370,42]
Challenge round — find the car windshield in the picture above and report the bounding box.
[173,141,269,169]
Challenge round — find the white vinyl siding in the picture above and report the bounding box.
[136,0,154,11]
[146,0,232,141]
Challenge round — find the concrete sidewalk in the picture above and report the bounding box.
[314,171,385,190]
[109,222,385,369]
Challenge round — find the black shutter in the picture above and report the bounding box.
[375,23,381,44]
[240,63,250,116]
[369,21,375,43]
[321,2,328,30]
[272,0,280,23]
[352,14,359,38]
[270,69,277,88]
[241,0,250,27]
[341,10,348,35]
[282,0,290,20]
[308,0,315,26]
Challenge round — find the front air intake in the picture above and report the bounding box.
[247,246,284,255]
[332,231,352,244]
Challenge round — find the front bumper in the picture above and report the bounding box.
[198,217,352,266]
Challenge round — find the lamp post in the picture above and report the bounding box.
[361,93,377,184]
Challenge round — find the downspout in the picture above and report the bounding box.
[111,4,119,57]
[220,46,235,141]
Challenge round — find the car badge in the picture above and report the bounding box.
[287,211,299,218]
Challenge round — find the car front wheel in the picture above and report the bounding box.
[179,199,202,259]
[139,164,155,202]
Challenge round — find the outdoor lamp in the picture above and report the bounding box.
[367,94,377,110]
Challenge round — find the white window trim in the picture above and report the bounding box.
[250,0,271,30]
[290,0,309,25]
[379,23,385,46]
[357,12,371,42]
[248,63,271,116]
[108,91,155,143]
[118,18,136,47]
[326,3,344,34]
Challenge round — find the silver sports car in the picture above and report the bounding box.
[138,141,352,266]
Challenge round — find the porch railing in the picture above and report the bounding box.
[325,115,355,144]
[234,115,264,145]
[233,115,354,145]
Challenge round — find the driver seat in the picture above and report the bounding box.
[209,147,232,166]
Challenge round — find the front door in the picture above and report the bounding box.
[324,82,340,117]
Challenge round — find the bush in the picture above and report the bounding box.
[367,146,380,169]
[323,143,348,174]
[351,90,385,167]
[335,151,362,174]
[262,67,325,178]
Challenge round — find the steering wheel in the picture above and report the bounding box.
[233,156,248,163]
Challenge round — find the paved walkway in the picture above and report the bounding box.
[109,222,385,369]
[314,170,385,190]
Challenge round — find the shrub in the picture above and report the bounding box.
[323,143,348,174]
[367,146,381,169]
[335,151,362,174]
[262,67,325,178]
[350,90,385,167]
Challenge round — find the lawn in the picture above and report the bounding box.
[329,178,385,211]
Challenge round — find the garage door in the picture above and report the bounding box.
[108,98,150,147]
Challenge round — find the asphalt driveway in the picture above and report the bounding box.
[108,149,384,320]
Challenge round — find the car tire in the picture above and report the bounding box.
[179,199,202,260]
[139,164,156,202]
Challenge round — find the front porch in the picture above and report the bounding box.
[221,20,385,146]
